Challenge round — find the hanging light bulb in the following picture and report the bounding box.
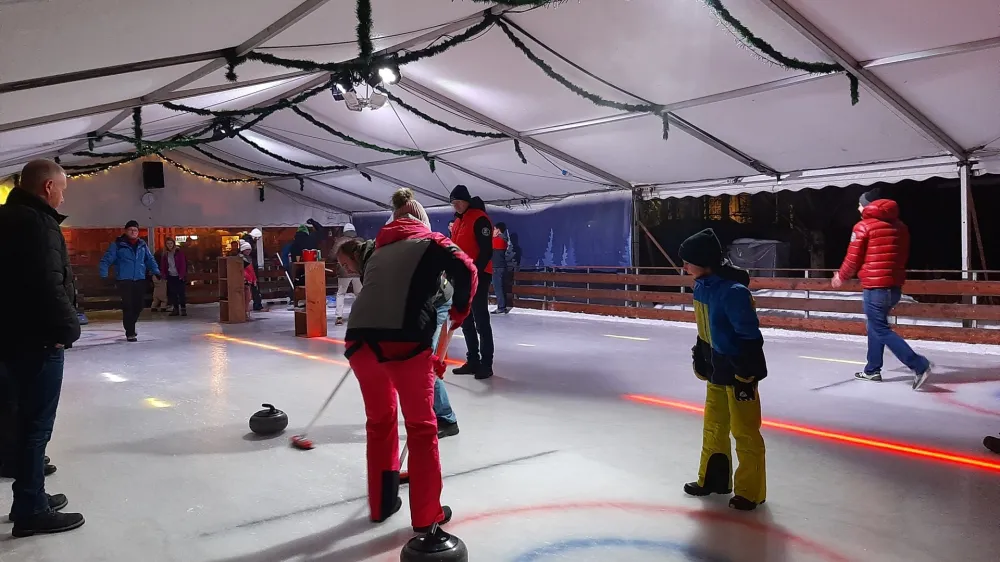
[378,67,398,85]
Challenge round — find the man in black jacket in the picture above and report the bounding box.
[0,160,85,537]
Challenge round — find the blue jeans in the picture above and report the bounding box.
[862,288,929,375]
[5,348,65,518]
[432,300,457,425]
[492,268,508,310]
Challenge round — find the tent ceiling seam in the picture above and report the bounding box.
[756,0,968,160]
[48,0,337,162]
[397,77,632,190]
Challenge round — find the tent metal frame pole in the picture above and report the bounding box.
[35,6,509,173]
[0,49,227,95]
[0,70,314,137]
[247,127,449,202]
[497,14,778,177]
[757,0,967,159]
[960,163,972,279]
[435,159,530,199]
[398,77,632,190]
[303,177,391,210]
[50,0,336,160]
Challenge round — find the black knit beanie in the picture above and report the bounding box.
[125,220,139,229]
[449,184,472,203]
[859,188,881,207]
[679,228,723,268]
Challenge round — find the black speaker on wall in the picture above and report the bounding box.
[142,161,165,189]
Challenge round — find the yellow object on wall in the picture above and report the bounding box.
[0,181,13,205]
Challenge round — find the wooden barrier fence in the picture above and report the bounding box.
[73,257,343,310]
[510,268,1000,345]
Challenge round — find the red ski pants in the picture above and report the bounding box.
[348,343,445,529]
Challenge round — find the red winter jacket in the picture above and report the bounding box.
[838,199,910,289]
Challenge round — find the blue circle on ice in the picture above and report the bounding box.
[512,537,731,562]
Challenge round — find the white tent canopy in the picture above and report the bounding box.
[1,0,998,213]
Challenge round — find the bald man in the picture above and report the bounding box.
[0,159,85,537]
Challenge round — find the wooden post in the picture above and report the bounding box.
[219,257,248,323]
[294,261,328,338]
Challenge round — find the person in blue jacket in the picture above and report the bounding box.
[99,220,160,342]
[680,228,767,512]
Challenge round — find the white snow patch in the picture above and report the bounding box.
[512,307,1000,356]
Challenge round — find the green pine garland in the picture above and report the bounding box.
[291,106,436,168]
[158,153,265,184]
[132,108,143,153]
[191,146,301,179]
[512,139,528,165]
[356,0,374,62]
[236,133,350,172]
[376,86,504,139]
[494,18,670,139]
[704,0,859,105]
[395,16,494,65]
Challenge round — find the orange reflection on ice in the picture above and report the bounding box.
[205,333,349,367]
[623,394,1000,474]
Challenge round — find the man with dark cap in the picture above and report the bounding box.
[0,159,85,536]
[679,228,767,512]
[99,220,160,342]
[448,185,495,379]
[833,189,932,389]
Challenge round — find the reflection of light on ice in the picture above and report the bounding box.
[144,398,172,408]
[101,372,127,383]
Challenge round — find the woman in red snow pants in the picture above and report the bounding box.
[337,217,476,532]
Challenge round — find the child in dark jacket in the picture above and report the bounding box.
[680,228,767,512]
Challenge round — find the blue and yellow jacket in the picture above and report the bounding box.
[692,265,767,386]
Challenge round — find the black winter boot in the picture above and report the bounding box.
[984,435,1000,455]
[438,421,460,439]
[684,453,732,496]
[180,307,187,317]
[169,306,179,317]
[9,493,68,522]
[729,495,764,511]
[413,505,452,533]
[371,471,402,523]
[12,510,85,537]
[452,362,480,375]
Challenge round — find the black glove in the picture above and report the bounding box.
[692,338,713,382]
[692,345,709,381]
[733,377,756,401]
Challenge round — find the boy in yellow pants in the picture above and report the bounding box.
[679,229,767,511]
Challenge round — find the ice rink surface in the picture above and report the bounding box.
[3,304,999,561]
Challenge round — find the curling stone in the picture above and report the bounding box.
[249,403,289,436]
[400,527,468,562]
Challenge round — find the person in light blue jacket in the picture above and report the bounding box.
[99,220,160,341]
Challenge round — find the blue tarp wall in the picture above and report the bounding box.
[352,191,632,268]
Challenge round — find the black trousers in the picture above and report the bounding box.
[166,275,186,309]
[0,364,15,469]
[461,274,494,367]
[119,280,146,337]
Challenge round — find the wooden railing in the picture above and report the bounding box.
[510,267,1000,345]
[73,257,342,310]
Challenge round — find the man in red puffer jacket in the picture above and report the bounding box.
[832,189,932,390]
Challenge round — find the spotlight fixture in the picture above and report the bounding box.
[335,57,401,111]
